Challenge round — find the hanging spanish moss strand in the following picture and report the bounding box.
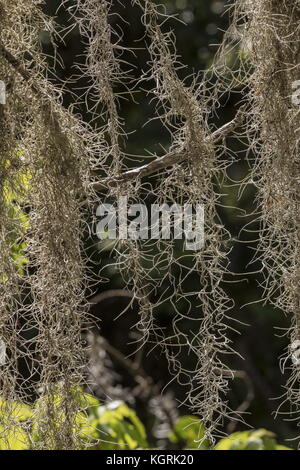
[0,0,47,448]
[130,0,237,444]
[26,107,89,450]
[0,0,95,449]
[70,0,125,176]
[233,0,300,436]
[0,58,27,450]
[72,0,161,348]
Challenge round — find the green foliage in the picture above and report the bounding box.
[0,393,148,450]
[0,398,32,450]
[214,429,291,451]
[0,393,292,450]
[169,415,209,449]
[3,155,30,275]
[84,399,148,450]
[32,388,90,446]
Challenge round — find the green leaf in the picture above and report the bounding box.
[0,425,30,450]
[215,429,291,450]
[2,160,31,276]
[169,415,209,449]
[88,400,148,450]
[0,397,32,422]
[0,398,32,450]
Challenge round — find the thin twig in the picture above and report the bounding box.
[100,337,152,386]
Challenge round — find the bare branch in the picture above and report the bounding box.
[92,106,246,190]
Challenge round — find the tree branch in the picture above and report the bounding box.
[0,43,41,95]
[92,107,246,190]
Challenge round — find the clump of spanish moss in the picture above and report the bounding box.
[231,0,300,439]
[208,0,300,443]
[130,0,238,444]
[0,0,95,449]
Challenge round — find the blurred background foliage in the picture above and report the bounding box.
[9,0,295,449]
[0,393,291,450]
